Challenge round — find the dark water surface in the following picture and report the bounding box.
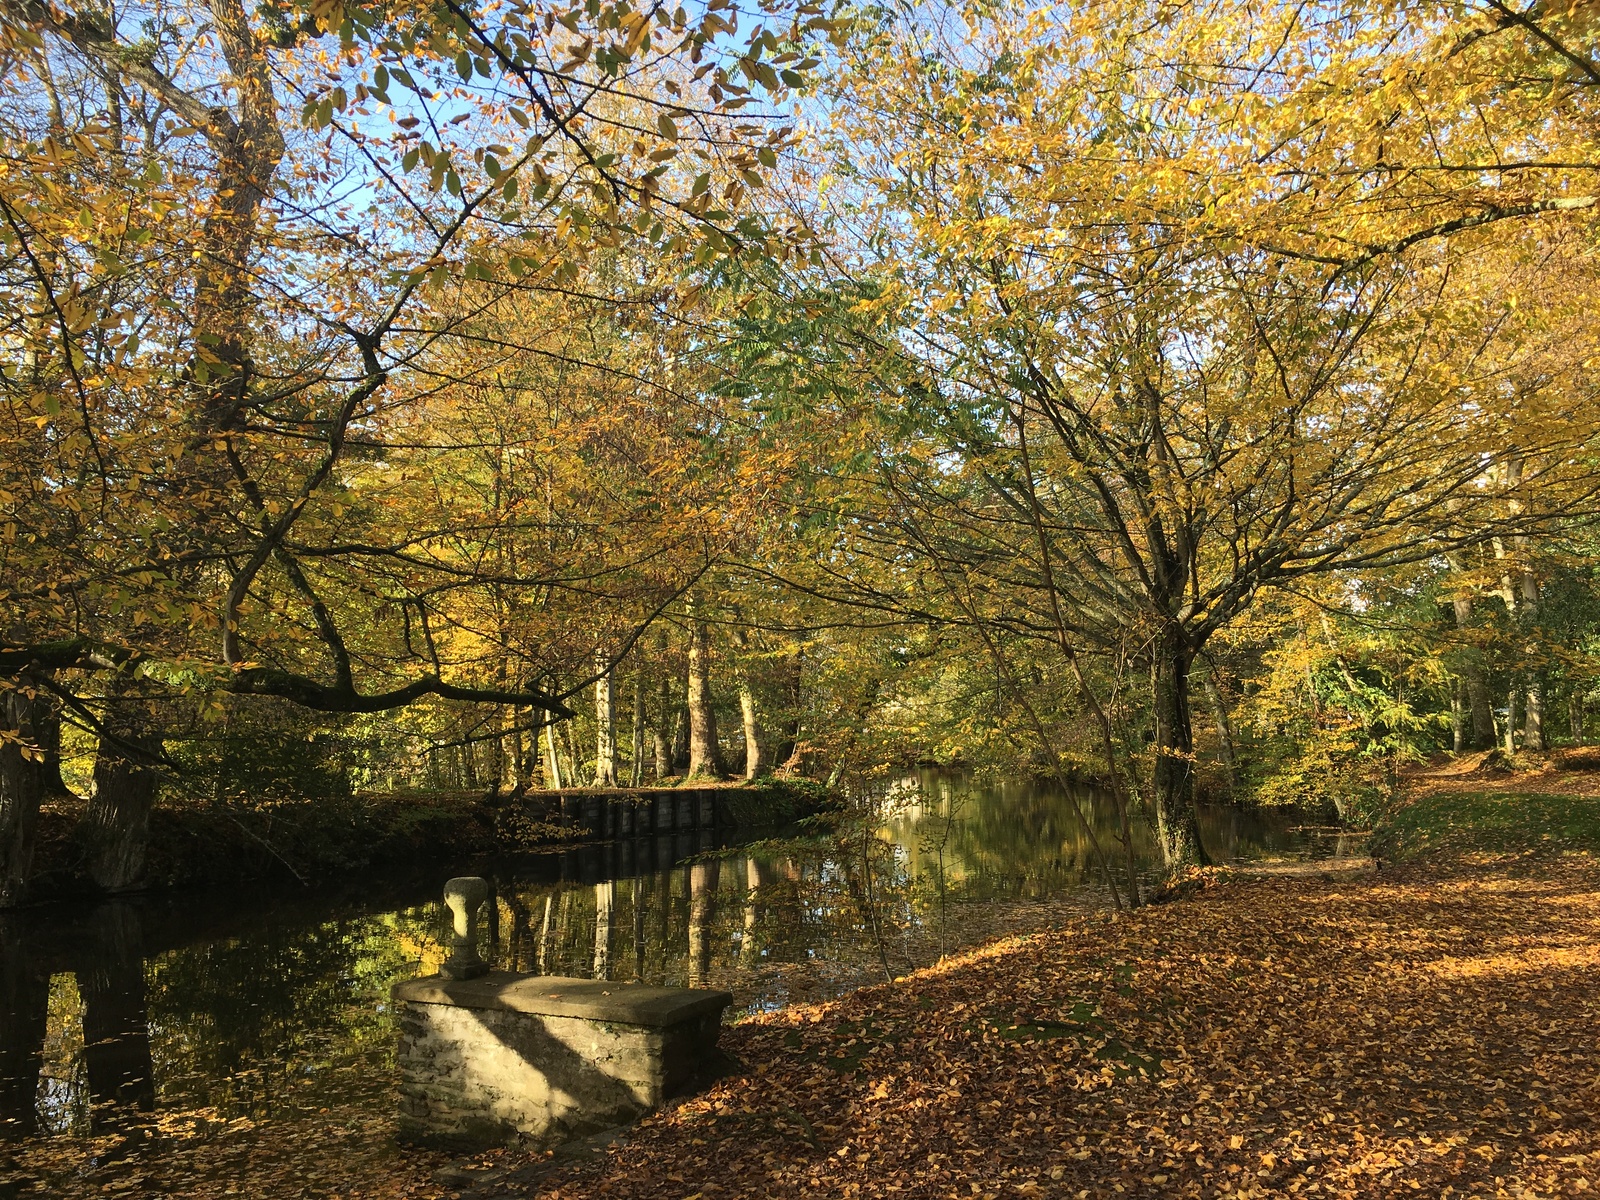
[0,775,1362,1149]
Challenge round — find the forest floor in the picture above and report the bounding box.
[9,779,1599,1200]
[446,851,1598,1200]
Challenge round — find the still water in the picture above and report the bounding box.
[0,775,1361,1151]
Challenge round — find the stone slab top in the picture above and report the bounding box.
[392,973,734,1027]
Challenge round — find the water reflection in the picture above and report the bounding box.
[1,775,1360,1147]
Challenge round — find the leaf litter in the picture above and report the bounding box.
[484,856,1600,1200]
[6,856,1597,1199]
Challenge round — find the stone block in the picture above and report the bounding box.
[393,973,733,1150]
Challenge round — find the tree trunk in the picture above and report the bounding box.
[1519,556,1546,751]
[774,649,803,772]
[0,687,49,908]
[1150,633,1209,868]
[738,679,764,780]
[37,697,72,799]
[1447,588,1497,750]
[670,682,689,771]
[1571,688,1586,747]
[730,623,765,780]
[654,673,674,782]
[593,651,617,787]
[511,709,528,791]
[1199,668,1236,787]
[81,685,162,894]
[560,723,581,786]
[629,670,646,787]
[685,603,724,780]
[1505,684,1522,754]
[544,721,565,790]
[1525,678,1546,752]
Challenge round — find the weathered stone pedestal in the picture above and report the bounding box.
[394,972,733,1149]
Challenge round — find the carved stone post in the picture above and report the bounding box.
[442,876,489,980]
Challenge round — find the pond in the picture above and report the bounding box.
[0,775,1363,1191]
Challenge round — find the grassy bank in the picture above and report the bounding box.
[1372,787,1600,862]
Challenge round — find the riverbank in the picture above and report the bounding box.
[11,847,1595,1198]
[22,777,834,903]
[1374,750,1600,864]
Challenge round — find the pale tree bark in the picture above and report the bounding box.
[731,626,765,780]
[543,721,564,790]
[738,682,764,780]
[593,650,617,787]
[560,723,581,787]
[685,598,725,781]
[1571,687,1586,746]
[81,680,162,893]
[629,669,646,787]
[653,674,674,781]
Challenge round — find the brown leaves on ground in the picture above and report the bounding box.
[484,856,1600,1200]
[1406,752,1600,800]
[10,857,1597,1199]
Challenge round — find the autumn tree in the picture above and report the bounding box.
[0,0,834,899]
[726,0,1600,867]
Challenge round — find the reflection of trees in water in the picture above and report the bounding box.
[143,910,426,1119]
[883,773,1333,906]
[2,904,157,1141]
[79,904,155,1137]
[0,915,51,1139]
[7,783,1340,1148]
[36,974,89,1136]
